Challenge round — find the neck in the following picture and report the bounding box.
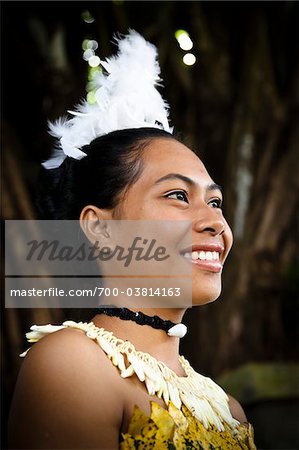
[92,307,187,376]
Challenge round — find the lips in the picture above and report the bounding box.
[180,244,224,273]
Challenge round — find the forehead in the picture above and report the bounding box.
[140,138,213,184]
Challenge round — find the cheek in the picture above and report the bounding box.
[223,221,233,257]
[132,203,182,220]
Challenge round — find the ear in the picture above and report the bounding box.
[79,205,113,246]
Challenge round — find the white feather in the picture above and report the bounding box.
[43,30,173,169]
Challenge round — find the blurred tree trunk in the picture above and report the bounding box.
[182,4,299,376]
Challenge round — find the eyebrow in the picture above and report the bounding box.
[207,182,222,193]
[154,173,222,193]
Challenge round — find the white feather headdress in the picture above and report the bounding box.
[43,30,173,169]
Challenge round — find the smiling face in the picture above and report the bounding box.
[112,138,233,306]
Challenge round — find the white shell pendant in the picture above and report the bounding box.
[167,323,187,338]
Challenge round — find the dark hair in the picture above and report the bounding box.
[36,127,175,219]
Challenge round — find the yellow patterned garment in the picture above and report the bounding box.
[120,401,256,450]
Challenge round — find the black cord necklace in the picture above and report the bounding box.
[97,306,187,338]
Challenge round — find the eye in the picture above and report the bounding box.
[165,190,189,203]
[208,198,223,209]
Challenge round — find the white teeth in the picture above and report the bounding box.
[206,251,213,260]
[183,251,220,261]
[213,251,219,261]
[199,251,206,260]
[191,251,198,260]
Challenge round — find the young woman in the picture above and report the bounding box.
[8,31,256,449]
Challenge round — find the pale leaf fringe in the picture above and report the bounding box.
[20,320,240,432]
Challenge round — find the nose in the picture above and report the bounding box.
[193,205,225,236]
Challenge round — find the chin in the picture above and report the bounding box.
[192,277,222,306]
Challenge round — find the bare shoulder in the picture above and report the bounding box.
[16,326,123,393]
[227,393,248,424]
[8,327,124,449]
[19,325,117,373]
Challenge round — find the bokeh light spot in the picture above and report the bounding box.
[88,56,101,67]
[183,53,196,66]
[81,10,95,24]
[83,49,95,61]
[175,29,193,51]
